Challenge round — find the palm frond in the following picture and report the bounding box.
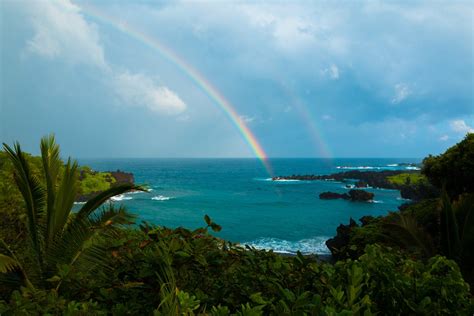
[89,204,136,227]
[383,213,435,258]
[452,193,474,256]
[0,239,35,290]
[40,134,62,245]
[51,158,79,239]
[45,217,95,274]
[0,254,21,273]
[77,183,145,219]
[46,205,131,277]
[2,142,45,270]
[440,189,461,259]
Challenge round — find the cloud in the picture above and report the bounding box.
[26,0,106,69]
[113,72,186,115]
[23,0,185,116]
[321,64,339,80]
[391,83,411,104]
[439,135,449,141]
[450,120,474,134]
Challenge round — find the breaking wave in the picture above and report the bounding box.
[110,194,133,201]
[244,236,331,255]
[151,195,172,201]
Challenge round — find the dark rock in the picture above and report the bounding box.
[319,192,350,200]
[325,218,358,260]
[111,170,134,185]
[355,180,368,188]
[319,189,374,202]
[348,189,374,201]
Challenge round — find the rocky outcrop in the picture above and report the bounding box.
[111,170,134,185]
[325,218,358,260]
[319,192,350,200]
[319,189,374,202]
[75,170,135,202]
[348,189,374,201]
[355,180,368,188]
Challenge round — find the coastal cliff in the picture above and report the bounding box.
[75,169,135,202]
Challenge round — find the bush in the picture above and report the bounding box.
[423,133,474,198]
[10,223,467,315]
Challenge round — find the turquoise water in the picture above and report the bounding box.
[77,158,420,254]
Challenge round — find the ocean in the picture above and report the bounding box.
[77,158,420,255]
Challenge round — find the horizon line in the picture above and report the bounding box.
[75,156,424,160]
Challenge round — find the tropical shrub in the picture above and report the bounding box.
[0,135,141,294]
[422,133,474,198]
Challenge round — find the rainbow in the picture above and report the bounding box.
[279,82,332,158]
[79,3,274,176]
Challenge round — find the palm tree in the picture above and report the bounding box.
[0,135,142,290]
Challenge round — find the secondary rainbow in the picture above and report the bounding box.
[80,3,274,176]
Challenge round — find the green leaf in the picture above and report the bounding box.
[210,223,222,232]
[2,142,45,271]
[0,254,20,273]
[46,275,61,283]
[250,292,268,305]
[204,214,212,226]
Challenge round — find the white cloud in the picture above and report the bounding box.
[450,120,474,134]
[239,115,256,123]
[113,72,186,115]
[26,0,106,69]
[439,135,449,141]
[391,83,411,104]
[329,64,339,79]
[23,0,186,116]
[321,64,339,80]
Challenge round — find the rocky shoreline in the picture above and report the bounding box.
[273,170,438,201]
[273,170,411,189]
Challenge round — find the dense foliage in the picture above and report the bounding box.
[1,135,473,314]
[326,133,474,288]
[422,133,474,198]
[78,167,116,196]
[1,225,472,315]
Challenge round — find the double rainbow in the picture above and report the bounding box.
[80,4,274,176]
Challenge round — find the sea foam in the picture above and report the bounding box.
[110,194,133,201]
[337,166,380,170]
[151,195,172,201]
[244,236,331,255]
[369,200,383,204]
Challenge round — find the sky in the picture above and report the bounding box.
[1,0,473,159]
